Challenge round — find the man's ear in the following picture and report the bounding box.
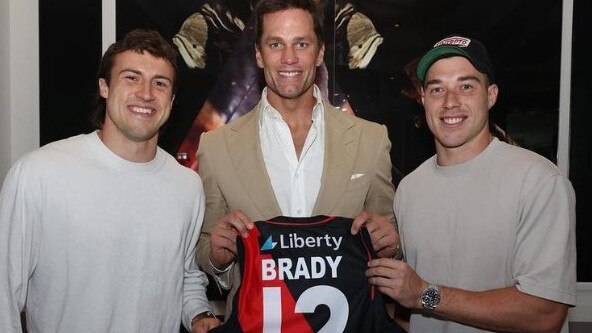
[315,43,325,67]
[255,45,264,69]
[487,84,499,109]
[420,86,426,106]
[98,78,109,98]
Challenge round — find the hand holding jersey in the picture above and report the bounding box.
[192,316,223,333]
[351,211,399,258]
[209,210,255,270]
[209,216,403,333]
[210,210,398,271]
[366,258,425,309]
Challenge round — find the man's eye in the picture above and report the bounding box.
[125,75,139,81]
[154,81,168,88]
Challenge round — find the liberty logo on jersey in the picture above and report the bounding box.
[260,236,277,251]
[260,233,343,251]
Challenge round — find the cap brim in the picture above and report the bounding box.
[416,46,470,82]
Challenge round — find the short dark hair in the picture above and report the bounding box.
[254,0,324,47]
[92,29,179,130]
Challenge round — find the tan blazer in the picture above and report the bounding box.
[196,100,395,316]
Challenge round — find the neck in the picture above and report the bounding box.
[436,132,493,166]
[97,130,158,163]
[266,87,317,120]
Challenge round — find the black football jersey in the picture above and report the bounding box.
[210,215,403,333]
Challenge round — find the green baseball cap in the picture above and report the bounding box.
[416,35,494,84]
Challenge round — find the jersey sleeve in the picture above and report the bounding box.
[365,124,396,225]
[196,132,234,289]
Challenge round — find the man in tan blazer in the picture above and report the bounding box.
[195,0,398,317]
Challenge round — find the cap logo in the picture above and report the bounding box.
[434,36,471,48]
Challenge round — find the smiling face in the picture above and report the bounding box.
[99,50,175,148]
[255,8,325,107]
[421,56,498,165]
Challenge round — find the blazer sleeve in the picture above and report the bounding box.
[364,124,396,225]
[195,131,234,288]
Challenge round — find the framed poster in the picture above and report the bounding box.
[114,0,565,185]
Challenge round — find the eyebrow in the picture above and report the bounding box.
[424,75,482,87]
[119,68,173,83]
[263,36,313,44]
[457,75,482,83]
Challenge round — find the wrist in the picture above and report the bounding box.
[191,310,216,327]
[209,256,232,274]
[420,282,441,312]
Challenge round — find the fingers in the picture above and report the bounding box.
[209,210,254,269]
[192,317,222,333]
[367,229,396,257]
[366,259,426,309]
[351,211,371,234]
[365,259,404,299]
[366,258,407,281]
[210,228,239,256]
[353,212,400,258]
[367,257,401,271]
[209,232,238,269]
[221,210,254,238]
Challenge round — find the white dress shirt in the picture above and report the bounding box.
[259,85,325,217]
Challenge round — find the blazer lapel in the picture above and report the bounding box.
[227,104,282,219]
[313,102,358,215]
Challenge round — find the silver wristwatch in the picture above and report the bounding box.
[420,284,441,311]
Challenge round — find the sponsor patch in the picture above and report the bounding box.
[434,36,471,48]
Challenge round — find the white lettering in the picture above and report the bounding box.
[326,256,342,278]
[261,256,342,280]
[332,236,342,250]
[279,234,289,249]
[277,233,343,250]
[310,256,326,278]
[278,258,294,280]
[262,259,277,281]
[434,36,471,47]
[294,234,305,248]
[293,257,311,279]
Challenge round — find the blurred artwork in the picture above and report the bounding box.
[173,0,383,170]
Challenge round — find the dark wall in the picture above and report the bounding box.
[39,0,101,146]
[569,0,591,281]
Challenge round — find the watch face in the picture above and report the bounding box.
[421,285,441,311]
